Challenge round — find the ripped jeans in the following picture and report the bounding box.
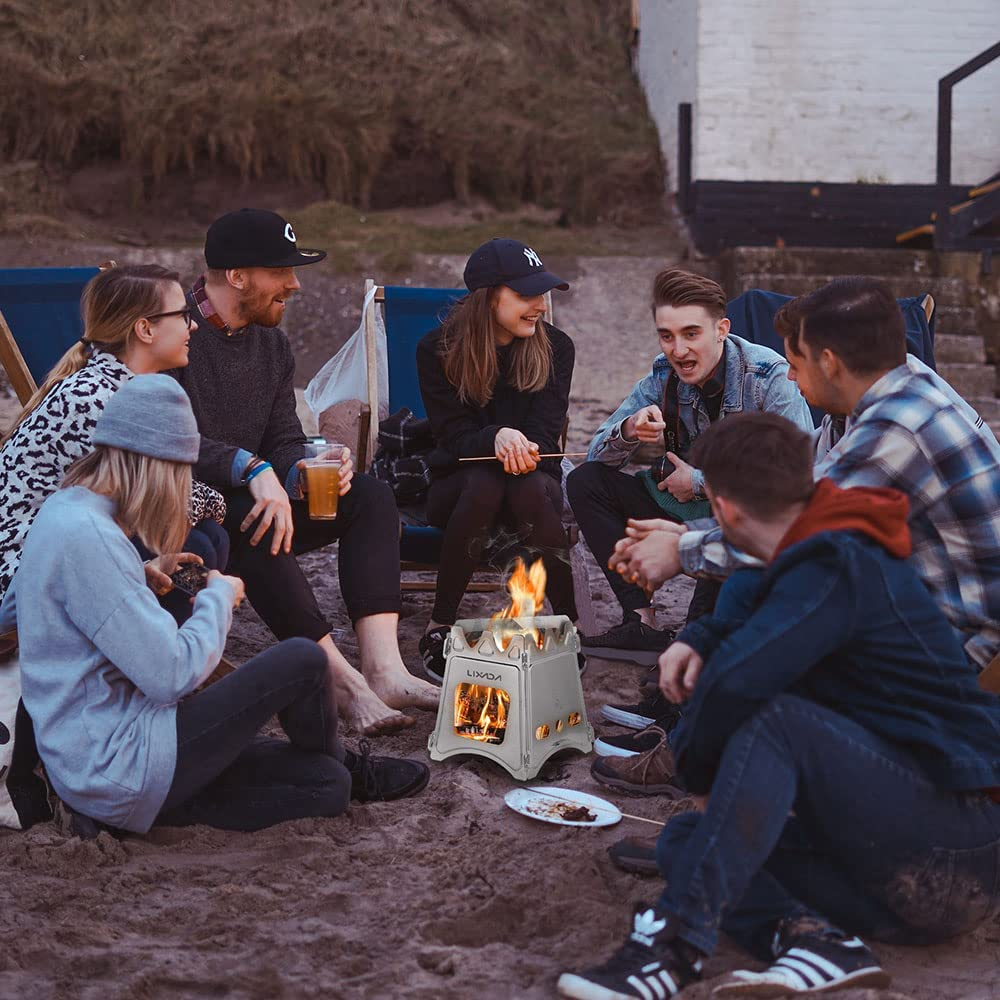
[657,695,1000,957]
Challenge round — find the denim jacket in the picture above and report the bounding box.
[586,335,813,498]
[673,531,1000,796]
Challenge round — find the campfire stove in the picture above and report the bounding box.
[427,615,594,781]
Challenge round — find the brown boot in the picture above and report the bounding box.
[607,835,660,875]
[590,727,685,796]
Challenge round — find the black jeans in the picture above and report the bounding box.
[222,472,402,641]
[657,695,1000,957]
[157,637,351,832]
[567,461,719,622]
[426,465,576,625]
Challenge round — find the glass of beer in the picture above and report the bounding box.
[304,457,342,520]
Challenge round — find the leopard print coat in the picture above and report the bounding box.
[0,351,226,602]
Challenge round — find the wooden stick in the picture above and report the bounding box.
[459,452,589,463]
[524,787,664,828]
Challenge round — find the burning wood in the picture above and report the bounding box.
[454,683,510,744]
[489,557,547,650]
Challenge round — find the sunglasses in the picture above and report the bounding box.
[147,307,195,329]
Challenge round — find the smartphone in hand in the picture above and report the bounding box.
[169,563,210,596]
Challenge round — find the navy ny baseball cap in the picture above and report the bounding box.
[463,238,569,296]
[205,209,327,269]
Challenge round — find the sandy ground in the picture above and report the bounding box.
[1,248,998,999]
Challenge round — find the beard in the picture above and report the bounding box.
[237,284,289,328]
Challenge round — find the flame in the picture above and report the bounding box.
[489,557,546,650]
[454,683,510,744]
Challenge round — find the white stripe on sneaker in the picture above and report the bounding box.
[626,975,656,1000]
[774,956,826,987]
[785,947,850,980]
[658,968,678,995]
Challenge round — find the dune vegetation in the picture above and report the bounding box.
[0,0,663,223]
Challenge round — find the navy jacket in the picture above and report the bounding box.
[673,530,1000,796]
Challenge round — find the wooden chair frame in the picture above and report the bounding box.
[0,308,39,405]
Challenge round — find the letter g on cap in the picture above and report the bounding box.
[284,223,297,244]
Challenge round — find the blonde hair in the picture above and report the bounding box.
[62,445,191,555]
[440,287,553,407]
[2,264,180,445]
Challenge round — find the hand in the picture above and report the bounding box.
[494,427,539,475]
[241,467,294,555]
[659,451,696,502]
[622,405,666,443]
[297,445,354,497]
[625,518,687,542]
[658,641,704,703]
[208,569,246,608]
[608,529,683,591]
[143,552,202,597]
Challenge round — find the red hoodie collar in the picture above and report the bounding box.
[773,478,912,561]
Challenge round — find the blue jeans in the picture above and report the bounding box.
[657,695,1000,957]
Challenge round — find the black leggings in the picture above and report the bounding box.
[567,461,720,623]
[426,465,576,625]
[222,472,402,641]
[157,637,351,832]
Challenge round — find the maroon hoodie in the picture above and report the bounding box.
[773,478,912,562]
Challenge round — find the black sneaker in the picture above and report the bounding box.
[580,613,676,666]
[714,926,890,996]
[594,726,667,758]
[557,904,702,999]
[419,626,450,684]
[602,689,681,731]
[344,741,430,803]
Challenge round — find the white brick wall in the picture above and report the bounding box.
[640,0,1000,187]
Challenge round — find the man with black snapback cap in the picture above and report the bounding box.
[174,208,440,736]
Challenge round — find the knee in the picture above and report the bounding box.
[188,520,230,570]
[344,472,398,517]
[504,471,550,513]
[657,810,701,876]
[278,637,328,681]
[566,461,608,506]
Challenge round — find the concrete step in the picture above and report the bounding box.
[935,333,987,365]
[722,246,987,282]
[937,363,996,398]
[934,304,977,334]
[734,272,972,307]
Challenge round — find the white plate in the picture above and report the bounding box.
[504,786,622,827]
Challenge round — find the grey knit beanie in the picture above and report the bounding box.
[92,375,200,463]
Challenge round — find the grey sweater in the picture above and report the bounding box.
[174,299,308,488]
[16,487,235,832]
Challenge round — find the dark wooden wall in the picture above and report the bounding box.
[687,181,968,254]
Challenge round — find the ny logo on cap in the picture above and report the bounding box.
[523,247,542,268]
[284,223,297,244]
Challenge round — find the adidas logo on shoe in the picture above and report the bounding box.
[630,907,668,947]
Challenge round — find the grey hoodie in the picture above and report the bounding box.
[16,487,234,832]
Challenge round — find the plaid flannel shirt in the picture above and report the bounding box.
[679,361,1000,668]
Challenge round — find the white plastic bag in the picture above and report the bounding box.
[305,285,389,468]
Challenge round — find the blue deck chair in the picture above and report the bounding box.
[360,281,597,632]
[726,288,937,427]
[0,267,101,404]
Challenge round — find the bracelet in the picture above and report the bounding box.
[244,461,273,483]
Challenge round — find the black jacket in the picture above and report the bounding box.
[416,322,575,481]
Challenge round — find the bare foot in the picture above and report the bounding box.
[342,687,416,737]
[367,672,441,712]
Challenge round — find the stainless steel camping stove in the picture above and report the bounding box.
[427,615,594,781]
